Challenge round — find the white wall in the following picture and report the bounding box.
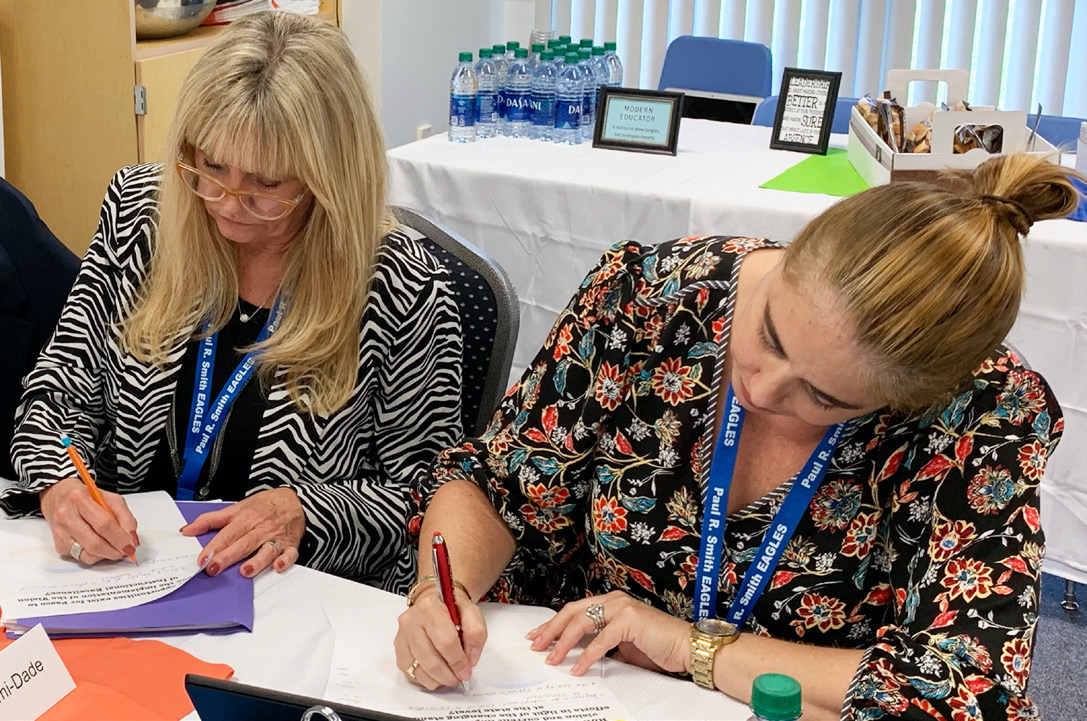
[344,0,538,149]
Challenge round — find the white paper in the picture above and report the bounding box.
[324,598,631,721]
[0,625,75,720]
[0,492,202,620]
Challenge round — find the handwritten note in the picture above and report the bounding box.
[323,598,629,721]
[0,492,202,621]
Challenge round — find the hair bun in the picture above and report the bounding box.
[978,194,1034,236]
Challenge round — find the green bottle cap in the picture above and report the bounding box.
[580,38,593,47]
[564,51,580,64]
[458,52,473,63]
[507,41,520,50]
[604,41,617,51]
[541,50,554,61]
[751,674,802,721]
[515,47,528,58]
[531,43,545,53]
[592,45,605,56]
[578,47,591,59]
[548,38,561,48]
[479,48,492,58]
[559,35,572,44]
[493,44,506,54]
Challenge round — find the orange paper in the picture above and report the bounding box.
[0,635,233,721]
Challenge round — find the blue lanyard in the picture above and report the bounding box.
[176,300,282,500]
[694,386,845,626]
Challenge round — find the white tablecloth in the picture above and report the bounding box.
[173,565,747,720]
[387,120,1087,584]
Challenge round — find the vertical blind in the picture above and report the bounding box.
[541,0,1087,117]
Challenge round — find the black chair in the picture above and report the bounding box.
[392,207,519,438]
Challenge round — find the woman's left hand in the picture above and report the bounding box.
[527,591,692,677]
[181,487,306,578]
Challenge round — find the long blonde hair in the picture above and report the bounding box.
[124,12,395,415]
[783,153,1081,411]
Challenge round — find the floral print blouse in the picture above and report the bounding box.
[413,236,1060,721]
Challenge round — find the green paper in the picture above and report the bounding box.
[759,148,869,197]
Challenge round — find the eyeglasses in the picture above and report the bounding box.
[176,161,306,221]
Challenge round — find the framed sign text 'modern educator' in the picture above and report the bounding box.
[770,68,842,155]
[593,87,684,156]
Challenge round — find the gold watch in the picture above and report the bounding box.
[689,618,739,690]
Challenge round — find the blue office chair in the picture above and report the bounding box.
[392,207,520,438]
[1034,113,1086,149]
[658,36,772,98]
[753,95,859,135]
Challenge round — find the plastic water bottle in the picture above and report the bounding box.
[552,45,567,66]
[747,674,802,721]
[603,41,624,87]
[529,42,545,71]
[492,44,510,133]
[577,47,600,141]
[448,52,477,143]
[505,40,520,61]
[474,48,498,139]
[554,52,584,145]
[502,48,532,138]
[529,50,557,141]
[591,46,609,90]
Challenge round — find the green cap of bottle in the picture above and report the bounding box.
[458,51,473,63]
[592,45,605,56]
[507,41,520,50]
[564,51,580,64]
[578,47,591,60]
[541,50,555,61]
[531,43,545,53]
[548,38,561,49]
[604,41,617,51]
[515,47,528,58]
[750,674,802,721]
[479,48,492,58]
[559,35,572,44]
[493,43,506,54]
[580,38,593,47]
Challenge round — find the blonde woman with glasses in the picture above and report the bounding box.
[4,12,463,592]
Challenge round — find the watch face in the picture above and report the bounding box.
[695,618,738,637]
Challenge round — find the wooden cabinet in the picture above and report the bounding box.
[0,0,340,254]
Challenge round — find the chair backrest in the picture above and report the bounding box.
[752,95,859,135]
[657,36,772,100]
[1035,114,1086,149]
[392,207,519,438]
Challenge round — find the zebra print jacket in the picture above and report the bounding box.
[2,164,463,593]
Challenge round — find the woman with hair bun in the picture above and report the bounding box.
[5,12,462,593]
[397,153,1080,720]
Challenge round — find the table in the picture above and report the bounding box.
[387,121,1087,586]
[171,565,747,720]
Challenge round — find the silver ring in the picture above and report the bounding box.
[586,603,606,633]
[69,541,84,563]
[264,539,283,557]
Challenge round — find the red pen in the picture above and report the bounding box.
[432,531,470,693]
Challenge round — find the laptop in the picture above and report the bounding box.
[185,674,413,721]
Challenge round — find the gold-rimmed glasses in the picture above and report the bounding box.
[176,161,305,221]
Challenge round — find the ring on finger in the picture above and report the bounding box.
[263,539,283,557]
[586,603,606,634]
[69,541,85,563]
[406,659,420,682]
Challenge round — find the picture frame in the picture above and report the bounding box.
[593,87,684,156]
[769,68,842,155]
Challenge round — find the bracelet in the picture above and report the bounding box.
[406,574,471,607]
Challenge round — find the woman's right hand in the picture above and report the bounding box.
[39,478,139,564]
[394,582,487,690]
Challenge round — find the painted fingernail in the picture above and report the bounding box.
[123,545,136,556]
[197,550,214,570]
[242,565,253,577]
[131,531,140,546]
[207,562,220,576]
[274,560,284,572]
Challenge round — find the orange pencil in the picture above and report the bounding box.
[60,434,138,565]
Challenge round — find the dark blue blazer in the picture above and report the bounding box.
[0,179,79,479]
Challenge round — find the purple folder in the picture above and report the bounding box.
[8,501,254,639]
